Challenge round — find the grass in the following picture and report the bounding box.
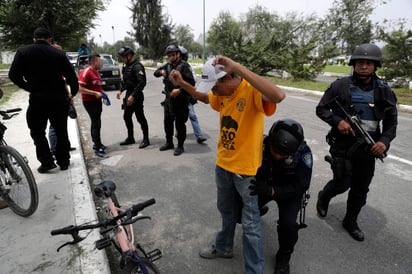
[0,83,19,105]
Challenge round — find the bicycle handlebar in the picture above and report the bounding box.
[51,198,156,237]
[0,108,22,120]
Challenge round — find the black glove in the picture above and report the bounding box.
[249,180,273,197]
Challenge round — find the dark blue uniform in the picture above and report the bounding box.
[316,75,397,225]
[121,60,149,141]
[257,136,312,255]
[9,40,78,168]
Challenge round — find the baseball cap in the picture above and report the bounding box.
[196,58,227,93]
[33,27,53,39]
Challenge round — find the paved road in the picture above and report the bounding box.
[74,71,412,274]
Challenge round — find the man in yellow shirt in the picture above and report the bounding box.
[170,56,285,274]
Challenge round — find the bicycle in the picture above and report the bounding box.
[51,180,162,274]
[0,108,38,217]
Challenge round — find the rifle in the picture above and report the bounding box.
[333,98,386,163]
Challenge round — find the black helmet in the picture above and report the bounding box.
[165,44,180,55]
[179,46,188,61]
[268,119,304,155]
[118,46,135,57]
[349,43,382,67]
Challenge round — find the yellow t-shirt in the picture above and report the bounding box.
[209,79,276,175]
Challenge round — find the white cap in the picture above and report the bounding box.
[196,58,227,93]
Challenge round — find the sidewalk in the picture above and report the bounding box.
[0,90,109,274]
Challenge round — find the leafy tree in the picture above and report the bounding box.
[130,0,173,61]
[0,0,106,50]
[377,21,412,80]
[206,11,243,58]
[324,0,378,54]
[174,24,194,48]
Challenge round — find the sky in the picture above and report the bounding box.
[90,0,411,45]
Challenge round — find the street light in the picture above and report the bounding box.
[111,26,115,44]
[99,34,102,47]
[203,0,206,64]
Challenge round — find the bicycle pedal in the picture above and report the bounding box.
[95,237,111,250]
[147,248,162,262]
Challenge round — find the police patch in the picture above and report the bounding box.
[301,152,313,169]
[138,71,144,75]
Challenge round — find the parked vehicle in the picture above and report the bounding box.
[76,54,121,90]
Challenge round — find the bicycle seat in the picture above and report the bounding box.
[94,181,116,198]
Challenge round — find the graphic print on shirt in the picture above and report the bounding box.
[221,116,238,150]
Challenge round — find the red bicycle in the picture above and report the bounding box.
[51,180,161,273]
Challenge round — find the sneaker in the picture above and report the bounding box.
[199,245,233,259]
[159,143,174,151]
[139,139,150,149]
[95,148,106,157]
[93,144,108,150]
[174,147,184,156]
[197,137,207,144]
[37,162,57,173]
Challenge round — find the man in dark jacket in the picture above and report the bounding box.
[153,44,195,156]
[116,46,150,148]
[315,43,398,241]
[9,27,78,173]
[249,119,312,274]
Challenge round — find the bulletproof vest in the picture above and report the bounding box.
[122,61,143,88]
[347,76,379,134]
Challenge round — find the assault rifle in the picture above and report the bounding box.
[334,98,386,163]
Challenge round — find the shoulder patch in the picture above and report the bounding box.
[301,152,313,169]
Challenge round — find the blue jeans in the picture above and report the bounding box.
[188,103,203,138]
[214,165,264,274]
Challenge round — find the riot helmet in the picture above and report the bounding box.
[349,43,382,67]
[179,46,188,61]
[268,119,304,155]
[165,44,180,55]
[118,46,135,57]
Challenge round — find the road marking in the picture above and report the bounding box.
[387,155,412,166]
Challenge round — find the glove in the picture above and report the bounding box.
[249,180,273,197]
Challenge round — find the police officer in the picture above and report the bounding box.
[249,119,312,274]
[316,43,398,241]
[153,44,195,156]
[116,46,150,148]
[8,27,78,173]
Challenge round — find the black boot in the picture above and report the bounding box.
[316,190,330,217]
[274,251,291,274]
[120,137,135,146]
[342,217,364,241]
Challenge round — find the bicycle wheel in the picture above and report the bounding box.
[0,145,38,217]
[122,255,160,274]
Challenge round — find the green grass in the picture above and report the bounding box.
[323,65,351,74]
[0,83,19,105]
[0,64,10,69]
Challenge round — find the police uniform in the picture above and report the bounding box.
[154,59,195,148]
[316,74,397,228]
[9,37,78,169]
[257,136,312,258]
[121,59,149,142]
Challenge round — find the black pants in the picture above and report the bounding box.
[123,92,148,140]
[163,95,189,147]
[259,195,301,254]
[27,96,70,167]
[321,145,376,222]
[82,100,103,148]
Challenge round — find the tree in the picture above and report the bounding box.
[0,0,106,50]
[174,24,194,48]
[377,21,412,80]
[130,0,173,61]
[324,0,378,54]
[207,11,243,58]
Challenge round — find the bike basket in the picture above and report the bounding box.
[0,122,6,139]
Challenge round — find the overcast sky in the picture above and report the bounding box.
[90,0,411,45]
